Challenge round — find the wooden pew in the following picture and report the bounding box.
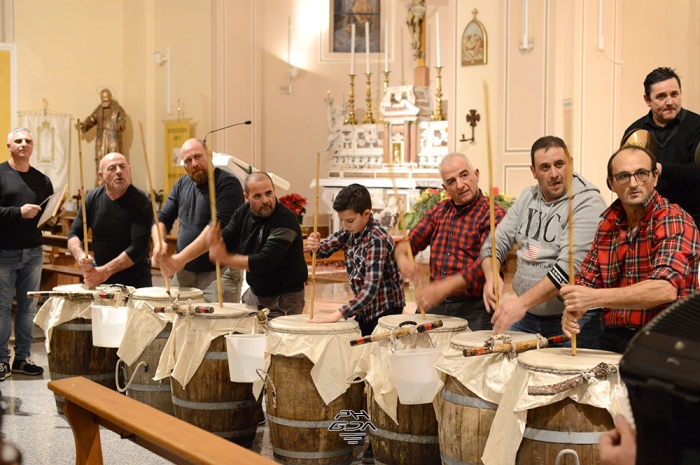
[47,376,275,465]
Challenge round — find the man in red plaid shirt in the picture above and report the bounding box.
[561,146,699,353]
[395,153,506,330]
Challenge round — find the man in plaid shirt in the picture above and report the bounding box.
[561,146,699,353]
[395,153,506,330]
[307,184,405,336]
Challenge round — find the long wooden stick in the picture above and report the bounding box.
[205,143,224,307]
[138,122,170,294]
[388,164,425,319]
[309,153,321,319]
[462,334,570,357]
[76,120,89,256]
[566,146,577,356]
[483,81,499,306]
[350,320,443,346]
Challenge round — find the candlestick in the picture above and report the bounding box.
[383,70,390,95]
[431,66,444,121]
[435,13,441,68]
[350,23,355,75]
[362,72,375,124]
[384,19,389,72]
[345,74,358,125]
[365,21,370,74]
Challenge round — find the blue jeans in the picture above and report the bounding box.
[510,308,604,348]
[0,246,44,363]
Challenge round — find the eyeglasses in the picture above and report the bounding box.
[612,169,652,185]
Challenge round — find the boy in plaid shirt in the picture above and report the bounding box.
[307,184,405,335]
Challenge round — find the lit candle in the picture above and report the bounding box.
[365,21,370,74]
[435,13,441,68]
[350,23,355,75]
[384,19,389,72]
[523,0,529,47]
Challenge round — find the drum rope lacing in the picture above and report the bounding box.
[258,368,277,409]
[389,322,436,353]
[525,362,619,396]
[555,449,580,465]
[115,360,150,393]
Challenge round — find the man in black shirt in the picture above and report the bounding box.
[68,153,153,288]
[624,67,700,226]
[208,172,308,318]
[0,128,53,379]
[152,138,244,302]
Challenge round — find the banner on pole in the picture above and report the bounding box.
[164,119,191,197]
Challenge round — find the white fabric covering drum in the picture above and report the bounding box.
[154,303,259,387]
[482,348,623,465]
[34,283,131,352]
[435,331,539,465]
[358,313,469,423]
[117,286,204,365]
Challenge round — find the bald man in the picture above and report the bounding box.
[208,172,308,318]
[68,153,153,288]
[152,138,244,302]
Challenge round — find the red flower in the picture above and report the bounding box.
[279,193,307,217]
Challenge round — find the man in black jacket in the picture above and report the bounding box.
[624,67,700,226]
[208,172,308,318]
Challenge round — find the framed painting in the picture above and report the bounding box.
[320,0,394,63]
[462,10,487,66]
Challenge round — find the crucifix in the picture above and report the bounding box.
[406,0,429,86]
[460,109,481,143]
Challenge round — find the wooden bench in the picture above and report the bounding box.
[47,376,275,465]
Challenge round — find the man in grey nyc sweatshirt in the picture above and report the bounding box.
[481,136,607,346]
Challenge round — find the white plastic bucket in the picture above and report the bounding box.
[91,305,128,348]
[388,347,442,404]
[225,333,266,383]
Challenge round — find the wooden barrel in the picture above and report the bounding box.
[122,286,204,415]
[368,384,440,465]
[170,305,260,447]
[48,317,118,414]
[366,314,469,465]
[515,348,620,465]
[437,331,538,465]
[46,284,128,415]
[122,324,173,415]
[266,315,363,465]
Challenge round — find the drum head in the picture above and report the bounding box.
[377,313,469,332]
[518,347,622,371]
[268,314,359,334]
[133,286,203,300]
[450,330,538,349]
[192,302,253,319]
[52,283,131,293]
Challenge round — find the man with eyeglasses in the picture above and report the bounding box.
[623,67,700,226]
[561,146,699,353]
[68,153,154,288]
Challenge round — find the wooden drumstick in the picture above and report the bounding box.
[462,334,570,357]
[565,146,576,356]
[349,320,443,346]
[204,143,224,307]
[76,119,90,258]
[388,164,425,319]
[309,153,320,319]
[483,81,499,307]
[138,122,170,294]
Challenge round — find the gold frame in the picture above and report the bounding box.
[462,10,487,66]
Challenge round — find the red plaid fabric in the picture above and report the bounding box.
[409,191,506,298]
[576,190,699,328]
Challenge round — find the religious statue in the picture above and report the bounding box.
[79,88,127,183]
[324,94,348,153]
[406,0,426,60]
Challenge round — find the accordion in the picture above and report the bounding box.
[620,292,700,465]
